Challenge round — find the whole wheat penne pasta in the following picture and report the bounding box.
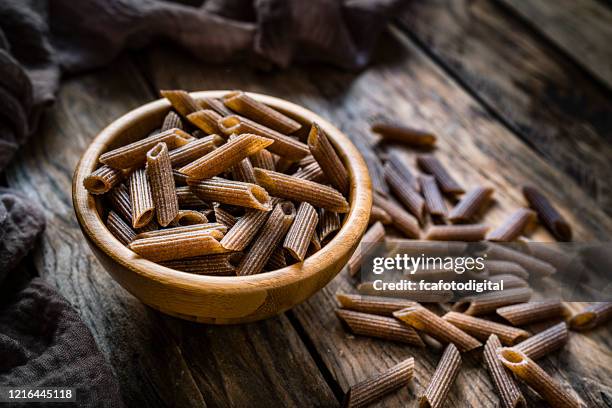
[213,204,238,228]
[169,135,224,167]
[318,208,340,242]
[387,149,421,191]
[292,161,326,183]
[106,210,136,245]
[522,186,572,241]
[84,165,122,194]
[218,115,309,160]
[452,287,532,316]
[426,224,489,241]
[358,282,454,302]
[419,175,447,217]
[198,96,232,116]
[497,348,581,408]
[161,111,183,131]
[336,309,424,346]
[250,149,276,170]
[347,221,385,277]
[265,247,287,270]
[230,157,257,184]
[160,90,200,116]
[488,274,529,289]
[179,133,273,179]
[443,311,530,345]
[343,358,414,408]
[188,177,271,211]
[173,169,188,185]
[497,301,565,326]
[568,302,612,331]
[100,128,193,169]
[385,163,425,222]
[221,208,272,251]
[134,223,226,240]
[237,202,296,276]
[419,343,461,408]
[146,143,179,226]
[129,229,227,262]
[175,186,209,209]
[172,210,208,226]
[485,243,555,278]
[336,293,417,316]
[448,186,494,222]
[515,238,574,271]
[372,123,437,148]
[283,202,318,261]
[161,253,236,276]
[487,208,537,242]
[128,168,155,228]
[514,322,568,360]
[483,335,526,408]
[187,109,222,134]
[373,193,420,238]
[485,260,529,280]
[394,306,482,352]
[108,184,133,222]
[417,155,464,195]
[369,205,392,225]
[307,122,349,194]
[223,91,301,134]
[254,168,349,213]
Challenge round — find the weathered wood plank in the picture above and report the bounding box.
[6,58,337,407]
[144,28,612,406]
[498,0,612,90]
[397,0,612,215]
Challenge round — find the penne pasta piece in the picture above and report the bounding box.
[426,224,489,241]
[106,210,136,245]
[221,208,272,251]
[387,149,420,192]
[175,186,209,209]
[443,311,530,345]
[134,223,226,240]
[497,301,565,326]
[568,302,612,331]
[483,335,526,408]
[515,238,574,271]
[487,208,537,242]
[213,204,238,228]
[146,142,179,226]
[188,177,271,211]
[369,205,392,225]
[265,247,287,270]
[419,175,447,217]
[485,260,529,280]
[161,253,236,276]
[522,186,572,241]
[419,343,461,408]
[307,122,349,194]
[336,293,417,316]
[169,135,224,167]
[372,123,437,148]
[417,155,464,195]
[161,111,183,131]
[100,128,193,169]
[237,202,296,276]
[172,209,208,226]
[160,90,200,116]
[227,135,258,184]
[347,221,385,277]
[218,115,309,160]
[223,90,301,134]
[283,202,318,261]
[514,322,568,360]
[452,287,532,316]
[108,184,133,222]
[343,358,414,408]
[373,193,420,238]
[129,229,227,262]
[198,96,232,116]
[497,348,581,408]
[485,243,555,278]
[84,165,122,194]
[448,186,494,222]
[393,305,482,352]
[254,168,349,213]
[250,149,276,170]
[385,163,425,222]
[318,208,340,242]
[336,309,424,346]
[128,168,155,228]
[292,161,326,183]
[187,109,222,134]
[488,274,529,289]
[179,133,273,179]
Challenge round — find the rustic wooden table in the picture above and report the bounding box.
[6,1,612,406]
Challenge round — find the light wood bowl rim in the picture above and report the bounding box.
[72,91,372,296]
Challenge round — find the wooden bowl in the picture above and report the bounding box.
[72,91,372,324]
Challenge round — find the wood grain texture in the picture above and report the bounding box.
[6,59,336,407]
[397,0,612,214]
